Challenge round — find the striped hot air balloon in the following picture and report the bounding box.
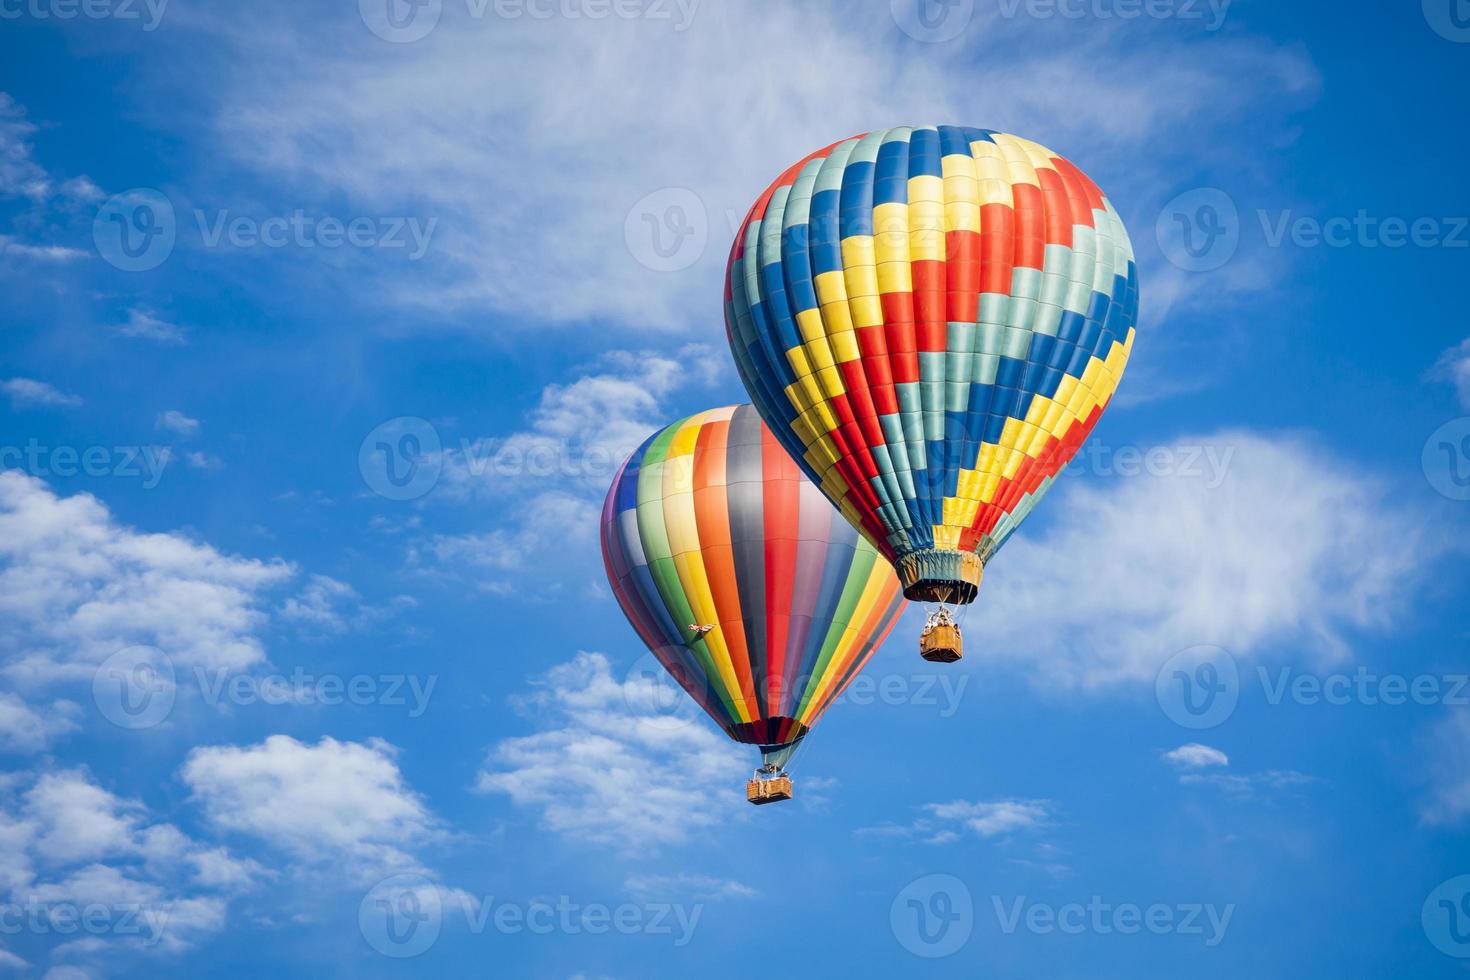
[725,126,1138,612]
[601,404,905,799]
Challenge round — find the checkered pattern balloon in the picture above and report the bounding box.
[725,126,1139,602]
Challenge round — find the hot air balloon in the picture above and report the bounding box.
[601,404,905,804]
[724,126,1138,661]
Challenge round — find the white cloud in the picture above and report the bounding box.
[418,344,727,596]
[1421,709,1470,827]
[974,431,1434,686]
[155,411,201,438]
[1178,769,1317,797]
[181,735,438,879]
[408,490,600,597]
[1163,743,1229,769]
[474,652,745,851]
[183,451,224,472]
[0,694,80,753]
[623,873,757,902]
[1430,337,1470,410]
[2,378,81,409]
[0,236,87,263]
[166,7,1315,329]
[0,93,51,201]
[117,308,187,345]
[440,344,727,500]
[857,798,1052,846]
[0,472,293,683]
[0,768,258,966]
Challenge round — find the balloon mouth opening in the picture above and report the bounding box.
[896,550,983,605]
[758,738,803,772]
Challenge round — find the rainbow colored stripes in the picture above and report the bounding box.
[724,126,1138,597]
[600,405,905,757]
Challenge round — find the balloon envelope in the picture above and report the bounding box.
[725,126,1138,602]
[601,404,905,769]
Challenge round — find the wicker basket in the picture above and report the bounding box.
[746,775,793,805]
[920,622,962,663]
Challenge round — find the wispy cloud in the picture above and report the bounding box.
[1,377,82,409]
[1163,743,1229,769]
[118,307,188,345]
[0,235,87,263]
[156,410,201,438]
[474,651,745,851]
[623,873,757,902]
[976,431,1437,686]
[1429,337,1470,409]
[160,7,1316,331]
[1178,769,1318,798]
[857,798,1052,846]
[1421,709,1470,827]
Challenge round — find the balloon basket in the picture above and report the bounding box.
[919,609,962,663]
[746,772,793,806]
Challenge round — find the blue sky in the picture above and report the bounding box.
[1,0,1469,976]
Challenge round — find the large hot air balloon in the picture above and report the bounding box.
[601,404,905,804]
[725,126,1138,660]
